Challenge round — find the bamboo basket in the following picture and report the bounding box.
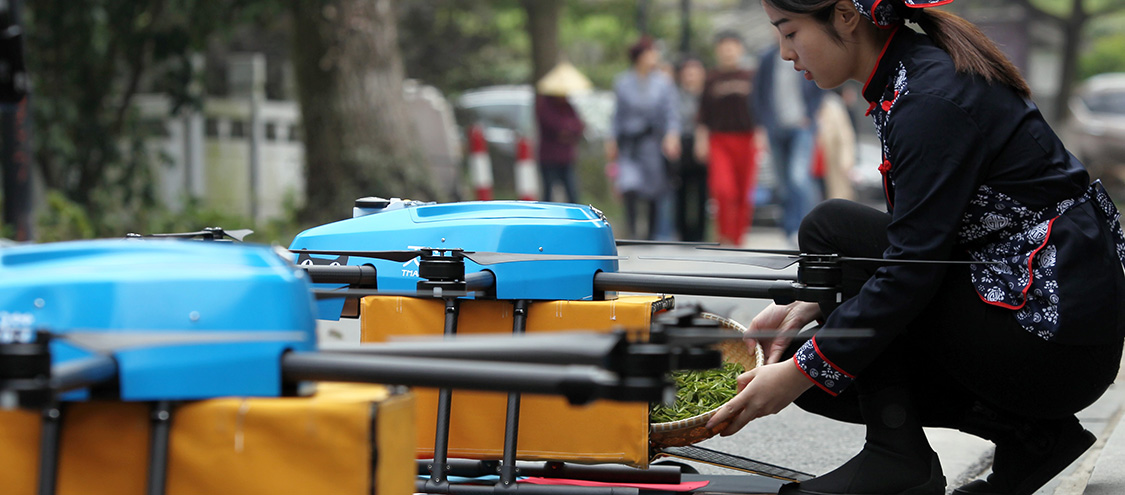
[649,312,765,448]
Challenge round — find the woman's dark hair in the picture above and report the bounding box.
[674,54,703,75]
[628,36,655,64]
[764,0,1031,98]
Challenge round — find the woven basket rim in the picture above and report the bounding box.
[649,312,764,430]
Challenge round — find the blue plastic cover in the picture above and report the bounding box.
[291,201,619,304]
[0,240,317,401]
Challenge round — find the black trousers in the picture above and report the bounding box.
[789,199,1123,425]
[622,192,659,240]
[676,135,708,242]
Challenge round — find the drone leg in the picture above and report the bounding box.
[37,403,63,495]
[146,401,174,495]
[424,298,461,492]
[498,299,530,487]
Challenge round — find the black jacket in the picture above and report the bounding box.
[793,28,1125,396]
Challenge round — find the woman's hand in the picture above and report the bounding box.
[703,360,813,436]
[605,139,618,162]
[694,125,710,163]
[662,132,681,160]
[746,301,822,364]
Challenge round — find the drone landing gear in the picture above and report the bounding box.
[146,401,174,495]
[499,300,530,488]
[423,297,463,492]
[37,404,62,495]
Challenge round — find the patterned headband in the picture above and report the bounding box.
[851,0,954,28]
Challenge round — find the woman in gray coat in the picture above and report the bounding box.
[607,37,681,239]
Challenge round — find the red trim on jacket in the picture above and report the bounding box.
[863,27,900,98]
[792,355,839,397]
[906,0,955,9]
[975,216,1058,310]
[880,159,894,209]
[813,336,855,378]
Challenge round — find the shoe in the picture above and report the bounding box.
[951,413,1095,495]
[779,452,944,495]
[778,386,946,495]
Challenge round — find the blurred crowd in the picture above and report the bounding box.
[534,32,861,247]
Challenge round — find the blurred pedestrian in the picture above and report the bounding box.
[654,57,681,241]
[608,37,681,239]
[535,62,591,204]
[814,89,856,201]
[696,31,757,246]
[754,41,825,246]
[674,56,708,242]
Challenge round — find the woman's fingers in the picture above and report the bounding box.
[720,407,757,437]
[766,338,792,364]
[706,370,757,429]
[735,369,756,391]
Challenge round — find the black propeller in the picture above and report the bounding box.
[290,248,625,266]
[127,227,254,242]
[313,287,485,300]
[615,239,720,247]
[644,248,996,270]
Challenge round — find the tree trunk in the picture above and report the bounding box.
[291,0,433,224]
[522,0,561,86]
[1051,1,1087,123]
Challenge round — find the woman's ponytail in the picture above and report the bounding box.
[915,9,1031,98]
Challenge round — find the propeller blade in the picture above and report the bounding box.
[59,331,309,353]
[291,249,423,263]
[461,251,626,265]
[692,248,999,267]
[658,328,874,346]
[313,288,484,299]
[839,256,998,266]
[616,239,720,247]
[697,246,802,256]
[133,227,254,242]
[142,230,211,238]
[222,229,254,242]
[639,255,800,270]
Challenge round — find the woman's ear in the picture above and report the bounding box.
[833,0,861,36]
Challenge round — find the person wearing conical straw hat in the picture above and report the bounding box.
[535,62,589,204]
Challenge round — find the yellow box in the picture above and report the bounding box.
[361,295,672,467]
[0,384,414,495]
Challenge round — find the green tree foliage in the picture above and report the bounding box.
[397,0,706,95]
[1005,0,1125,119]
[23,0,284,238]
[1080,33,1125,79]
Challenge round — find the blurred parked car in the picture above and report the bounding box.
[1063,73,1125,196]
[454,85,612,194]
[403,79,464,200]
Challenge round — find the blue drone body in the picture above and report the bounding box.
[0,240,318,401]
[289,200,619,307]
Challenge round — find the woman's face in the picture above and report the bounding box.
[679,61,706,92]
[636,48,660,71]
[715,39,744,70]
[762,0,856,90]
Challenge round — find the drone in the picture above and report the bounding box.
[0,197,942,495]
[0,238,740,495]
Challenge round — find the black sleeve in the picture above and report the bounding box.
[794,94,991,394]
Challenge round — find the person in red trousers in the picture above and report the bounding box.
[695,31,758,246]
